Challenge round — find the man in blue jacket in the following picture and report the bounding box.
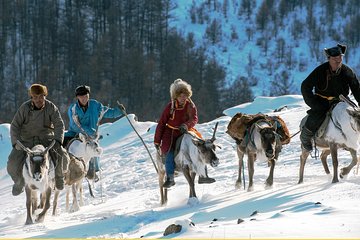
[64,85,124,180]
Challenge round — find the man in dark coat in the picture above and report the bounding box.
[300,43,360,152]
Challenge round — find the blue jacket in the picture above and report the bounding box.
[65,99,123,138]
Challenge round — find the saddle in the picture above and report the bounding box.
[227,113,291,145]
[160,128,203,165]
[299,111,332,139]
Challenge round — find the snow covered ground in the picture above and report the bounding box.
[0,95,359,238]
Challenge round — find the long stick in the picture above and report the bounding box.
[117,101,158,174]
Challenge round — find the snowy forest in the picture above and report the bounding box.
[0,0,359,124]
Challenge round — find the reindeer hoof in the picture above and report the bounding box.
[70,205,80,213]
[247,186,254,192]
[187,197,199,206]
[25,219,34,225]
[235,181,242,189]
[36,215,45,223]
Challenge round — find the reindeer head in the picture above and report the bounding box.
[191,122,220,167]
[17,140,55,181]
[256,123,277,159]
[68,133,103,162]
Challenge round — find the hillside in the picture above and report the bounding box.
[170,0,360,96]
[0,95,359,238]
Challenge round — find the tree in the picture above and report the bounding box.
[269,71,295,96]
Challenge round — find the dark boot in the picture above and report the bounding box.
[300,127,314,152]
[198,176,216,184]
[86,167,95,179]
[54,158,64,190]
[55,177,64,190]
[198,166,216,184]
[86,159,99,182]
[12,178,24,196]
[163,175,175,188]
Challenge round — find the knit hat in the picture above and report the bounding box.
[324,43,347,57]
[170,79,192,100]
[75,85,91,96]
[28,84,48,96]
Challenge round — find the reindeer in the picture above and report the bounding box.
[17,140,56,225]
[156,123,219,205]
[235,119,282,191]
[52,132,103,214]
[299,101,360,184]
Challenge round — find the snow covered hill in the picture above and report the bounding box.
[0,95,359,238]
[170,0,360,96]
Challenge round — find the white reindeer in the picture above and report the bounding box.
[52,133,103,214]
[299,101,360,183]
[156,123,219,205]
[17,140,56,225]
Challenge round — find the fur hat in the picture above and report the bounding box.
[75,85,91,96]
[28,84,48,96]
[170,79,192,100]
[324,43,347,58]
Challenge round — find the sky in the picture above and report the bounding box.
[1,94,360,239]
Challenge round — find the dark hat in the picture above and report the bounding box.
[75,85,90,96]
[29,84,48,96]
[324,43,347,57]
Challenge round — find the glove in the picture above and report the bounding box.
[50,140,62,150]
[179,124,188,134]
[14,142,22,151]
[118,103,126,112]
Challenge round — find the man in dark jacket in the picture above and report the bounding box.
[300,43,360,152]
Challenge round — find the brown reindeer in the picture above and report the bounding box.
[17,140,56,225]
[52,133,103,214]
[234,119,282,191]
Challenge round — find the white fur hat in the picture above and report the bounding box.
[170,79,192,100]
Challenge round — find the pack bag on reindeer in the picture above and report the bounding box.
[7,83,70,196]
[226,112,290,190]
[154,79,216,188]
[227,113,291,148]
[300,43,360,153]
[63,85,124,181]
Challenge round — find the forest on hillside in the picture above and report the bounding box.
[0,0,359,124]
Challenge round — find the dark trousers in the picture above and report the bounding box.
[304,108,328,133]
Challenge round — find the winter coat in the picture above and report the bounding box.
[10,99,65,147]
[154,99,198,154]
[301,62,360,111]
[65,99,123,138]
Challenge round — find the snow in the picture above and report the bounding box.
[1,95,360,238]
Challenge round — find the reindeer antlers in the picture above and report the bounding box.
[211,122,219,142]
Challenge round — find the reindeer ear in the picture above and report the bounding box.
[272,121,278,131]
[192,138,205,146]
[79,133,86,141]
[255,123,263,130]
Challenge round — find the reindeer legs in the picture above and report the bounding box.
[340,148,358,178]
[329,143,339,183]
[183,165,196,198]
[320,149,331,175]
[265,159,275,187]
[36,187,52,223]
[298,148,310,184]
[235,147,245,189]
